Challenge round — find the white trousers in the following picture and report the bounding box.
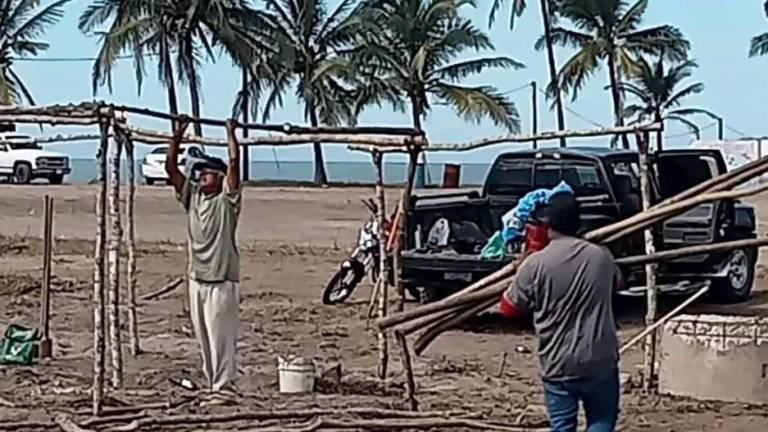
[188,279,240,392]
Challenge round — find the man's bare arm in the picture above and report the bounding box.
[166,117,190,194]
[225,119,240,191]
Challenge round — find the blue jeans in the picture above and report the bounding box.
[543,369,620,432]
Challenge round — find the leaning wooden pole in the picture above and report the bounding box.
[373,151,390,380]
[393,147,420,312]
[107,126,124,388]
[121,127,140,356]
[92,116,109,415]
[637,131,658,392]
[395,330,418,411]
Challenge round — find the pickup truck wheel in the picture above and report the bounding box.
[710,248,756,304]
[48,174,64,185]
[146,178,155,186]
[13,163,31,184]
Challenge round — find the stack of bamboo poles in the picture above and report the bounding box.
[377,149,768,402]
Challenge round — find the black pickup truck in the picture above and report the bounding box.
[401,147,758,304]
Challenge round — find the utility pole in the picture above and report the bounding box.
[717,117,724,141]
[531,81,538,150]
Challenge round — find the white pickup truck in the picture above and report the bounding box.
[0,134,71,184]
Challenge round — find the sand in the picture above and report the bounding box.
[0,184,767,431]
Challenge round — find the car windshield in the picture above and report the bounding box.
[7,142,41,150]
[486,157,608,198]
[150,147,168,155]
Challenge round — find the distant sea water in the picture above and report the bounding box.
[68,159,492,187]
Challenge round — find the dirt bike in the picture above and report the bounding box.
[322,199,390,305]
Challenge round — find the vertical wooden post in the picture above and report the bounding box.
[373,151,390,380]
[108,126,124,388]
[393,146,420,312]
[241,68,251,182]
[121,127,140,356]
[637,131,658,392]
[39,195,53,359]
[531,81,538,150]
[93,116,109,415]
[395,330,418,411]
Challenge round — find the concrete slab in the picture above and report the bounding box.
[659,313,768,404]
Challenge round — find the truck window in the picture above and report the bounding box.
[485,159,533,194]
[534,162,607,197]
[656,154,719,198]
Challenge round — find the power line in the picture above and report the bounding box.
[726,125,748,137]
[11,53,160,62]
[536,87,606,128]
[664,121,717,139]
[502,82,533,96]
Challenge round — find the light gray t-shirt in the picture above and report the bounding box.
[505,237,619,381]
[178,179,241,283]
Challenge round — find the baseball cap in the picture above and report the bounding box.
[536,192,581,236]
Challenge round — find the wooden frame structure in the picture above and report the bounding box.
[7,100,670,417]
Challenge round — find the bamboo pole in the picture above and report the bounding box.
[637,132,658,392]
[121,128,140,356]
[620,284,710,355]
[33,133,104,144]
[349,122,662,154]
[393,148,420,312]
[107,129,124,388]
[373,151,390,380]
[110,103,423,136]
[395,330,418,411]
[121,124,420,148]
[39,195,53,359]
[92,117,109,415]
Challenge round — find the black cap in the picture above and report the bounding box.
[536,192,580,236]
[193,155,228,175]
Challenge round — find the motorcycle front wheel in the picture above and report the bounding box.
[322,260,366,305]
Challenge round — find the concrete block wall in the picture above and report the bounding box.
[659,314,768,404]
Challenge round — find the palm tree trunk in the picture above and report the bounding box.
[161,35,179,131]
[308,103,328,185]
[240,68,250,182]
[410,95,423,132]
[606,49,628,149]
[539,0,567,147]
[655,109,663,152]
[188,68,203,137]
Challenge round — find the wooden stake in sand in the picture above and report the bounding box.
[373,151,390,380]
[92,116,109,415]
[393,147,420,312]
[395,330,418,411]
[108,127,124,388]
[39,195,54,359]
[637,131,658,392]
[120,126,140,356]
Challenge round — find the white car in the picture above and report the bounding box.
[141,145,205,185]
[0,134,71,184]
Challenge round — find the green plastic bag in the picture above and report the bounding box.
[481,232,508,261]
[0,324,41,365]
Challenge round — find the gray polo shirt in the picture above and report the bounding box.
[178,179,241,283]
[505,236,620,381]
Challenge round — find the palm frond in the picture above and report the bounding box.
[7,66,34,105]
[431,56,524,82]
[487,0,526,29]
[623,25,690,62]
[749,32,768,57]
[664,82,704,109]
[554,41,601,101]
[11,0,71,43]
[539,26,592,51]
[617,0,648,32]
[434,82,520,132]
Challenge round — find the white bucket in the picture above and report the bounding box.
[277,356,316,393]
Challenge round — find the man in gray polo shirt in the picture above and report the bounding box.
[502,193,621,432]
[166,117,241,394]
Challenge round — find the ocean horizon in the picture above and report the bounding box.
[66,158,491,187]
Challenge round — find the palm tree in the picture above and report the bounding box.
[352,0,523,134]
[489,0,567,146]
[0,0,71,105]
[235,0,360,186]
[749,1,768,59]
[545,0,689,148]
[80,0,266,134]
[619,57,705,150]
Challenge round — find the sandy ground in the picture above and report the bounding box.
[0,184,767,431]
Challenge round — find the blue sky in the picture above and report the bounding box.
[14,0,768,163]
